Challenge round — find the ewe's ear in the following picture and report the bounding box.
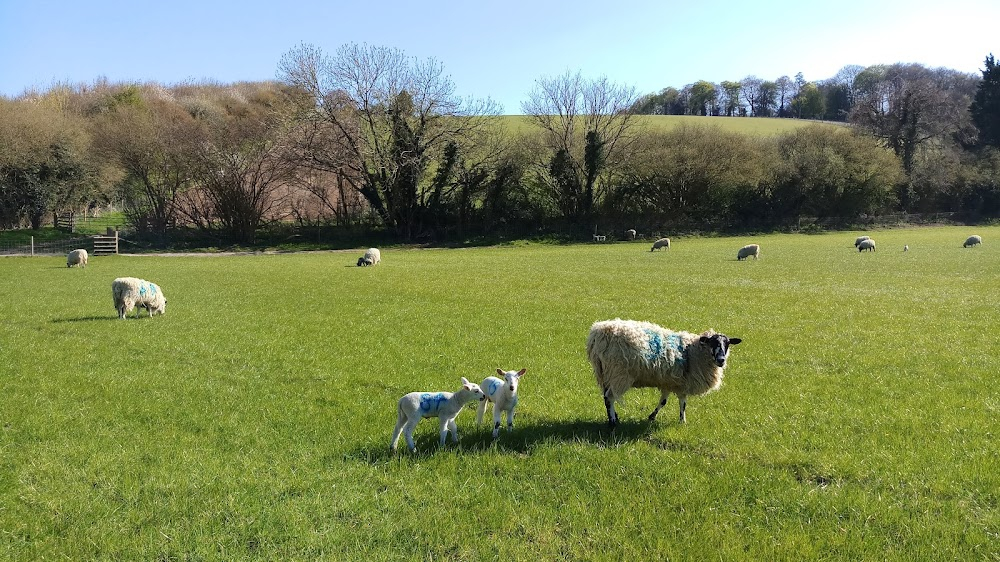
[729,338,742,345]
[517,368,526,376]
[699,336,710,344]
[496,368,504,376]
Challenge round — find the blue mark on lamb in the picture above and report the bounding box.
[419,393,447,413]
[487,379,502,397]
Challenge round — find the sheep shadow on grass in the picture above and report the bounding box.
[51,315,115,323]
[351,415,721,464]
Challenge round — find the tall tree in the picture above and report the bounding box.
[522,71,639,225]
[689,81,718,116]
[971,53,1000,148]
[720,81,743,116]
[278,42,501,239]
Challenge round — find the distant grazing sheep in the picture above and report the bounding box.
[854,236,871,247]
[357,247,381,266]
[587,319,741,427]
[112,277,166,319]
[904,245,909,252]
[650,238,671,252]
[390,377,485,453]
[625,229,636,241]
[858,239,876,252]
[66,249,88,268]
[477,368,526,438]
[737,244,760,260]
[964,235,982,248]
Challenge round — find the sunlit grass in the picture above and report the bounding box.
[1,225,997,560]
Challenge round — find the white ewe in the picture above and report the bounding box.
[737,244,760,260]
[857,239,876,252]
[390,377,486,453]
[358,247,381,266]
[476,368,526,438]
[964,235,982,248]
[66,249,88,268]
[112,277,167,319]
[650,238,671,252]
[587,319,741,428]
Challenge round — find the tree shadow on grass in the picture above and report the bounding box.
[348,415,722,464]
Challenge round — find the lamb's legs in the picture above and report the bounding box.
[403,418,420,452]
[648,390,671,421]
[492,408,502,438]
[390,412,406,452]
[507,408,515,432]
[603,387,618,429]
[448,418,459,443]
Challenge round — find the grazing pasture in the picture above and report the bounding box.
[0,225,998,560]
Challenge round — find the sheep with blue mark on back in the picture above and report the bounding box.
[476,368,526,438]
[587,319,741,428]
[112,277,167,319]
[390,377,485,453]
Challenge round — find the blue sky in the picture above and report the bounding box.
[1,0,997,114]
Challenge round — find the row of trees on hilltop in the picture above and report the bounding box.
[2,47,1000,244]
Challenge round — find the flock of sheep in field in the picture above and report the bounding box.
[62,231,984,453]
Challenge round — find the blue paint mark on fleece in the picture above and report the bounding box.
[419,393,447,412]
[488,379,501,397]
[644,330,686,365]
[139,284,147,297]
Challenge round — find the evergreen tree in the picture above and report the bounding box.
[971,54,1000,148]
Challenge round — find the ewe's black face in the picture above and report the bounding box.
[700,334,742,367]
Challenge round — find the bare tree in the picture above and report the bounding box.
[521,70,639,224]
[189,107,297,244]
[278,42,501,239]
[92,96,200,236]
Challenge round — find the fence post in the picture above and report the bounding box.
[31,236,34,256]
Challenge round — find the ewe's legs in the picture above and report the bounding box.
[603,387,618,429]
[648,390,671,421]
[678,394,688,423]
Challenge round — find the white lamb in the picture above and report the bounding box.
[857,239,876,252]
[390,377,486,453]
[625,229,636,241]
[964,235,982,248]
[854,235,871,247]
[587,319,741,427]
[737,244,760,260]
[476,368,526,438]
[112,277,167,319]
[650,237,670,252]
[66,249,88,268]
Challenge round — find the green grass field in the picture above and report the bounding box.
[1,225,998,560]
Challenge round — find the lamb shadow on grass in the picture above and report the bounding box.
[348,415,720,464]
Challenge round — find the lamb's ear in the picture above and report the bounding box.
[496,368,504,376]
[461,376,470,385]
[517,368,526,376]
[729,338,742,345]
